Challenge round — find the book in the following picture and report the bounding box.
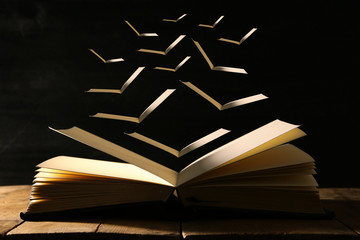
[154,56,191,72]
[137,35,186,55]
[162,14,187,22]
[192,39,247,74]
[88,49,124,63]
[21,119,324,217]
[198,16,224,28]
[124,20,158,37]
[180,81,268,110]
[218,28,257,45]
[90,89,175,123]
[86,66,145,94]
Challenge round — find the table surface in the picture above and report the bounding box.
[0,185,359,240]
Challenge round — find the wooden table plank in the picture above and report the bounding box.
[0,185,31,238]
[320,188,360,235]
[6,220,100,240]
[2,186,360,240]
[97,219,180,240]
[0,185,31,220]
[182,218,358,240]
[182,188,360,240]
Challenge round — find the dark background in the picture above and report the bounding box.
[0,0,358,186]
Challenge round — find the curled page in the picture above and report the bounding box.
[198,16,224,28]
[181,81,267,110]
[91,89,176,123]
[218,28,257,45]
[192,40,247,74]
[177,119,305,186]
[86,66,145,94]
[162,14,187,22]
[126,128,230,158]
[124,20,158,37]
[137,35,186,55]
[154,56,191,72]
[48,127,178,186]
[89,49,124,63]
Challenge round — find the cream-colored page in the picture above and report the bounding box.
[198,15,224,28]
[154,56,191,72]
[221,94,268,110]
[86,66,145,94]
[37,156,172,186]
[186,175,318,187]
[162,14,187,22]
[192,40,247,74]
[89,49,124,63]
[138,89,175,122]
[218,28,257,45]
[181,81,267,110]
[137,35,185,55]
[124,20,158,37]
[188,144,315,183]
[49,127,178,186]
[176,119,303,186]
[91,89,175,123]
[126,128,230,158]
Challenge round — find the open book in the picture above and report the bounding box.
[181,81,268,110]
[154,56,191,72]
[86,67,145,94]
[89,49,124,63]
[124,20,158,37]
[198,16,224,28]
[137,35,186,55]
[90,89,175,123]
[22,119,324,216]
[192,39,247,74]
[218,28,257,45]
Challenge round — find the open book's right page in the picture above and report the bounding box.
[176,119,305,186]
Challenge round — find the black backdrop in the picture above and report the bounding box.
[0,0,358,186]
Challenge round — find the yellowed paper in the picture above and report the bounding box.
[162,14,187,22]
[38,156,172,186]
[49,127,178,186]
[124,20,158,37]
[86,67,145,94]
[181,81,266,110]
[192,39,247,74]
[89,49,124,63]
[126,128,230,157]
[154,56,191,72]
[91,89,175,123]
[177,120,304,186]
[198,16,224,28]
[137,35,186,55]
[218,28,257,45]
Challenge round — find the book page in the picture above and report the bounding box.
[126,128,230,158]
[49,126,178,186]
[37,156,173,186]
[187,144,315,183]
[176,119,304,186]
[138,89,175,122]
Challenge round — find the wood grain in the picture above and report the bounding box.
[182,218,358,240]
[320,188,360,235]
[97,219,180,240]
[0,185,30,238]
[7,220,100,240]
[1,186,360,240]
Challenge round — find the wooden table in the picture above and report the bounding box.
[1,185,359,239]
